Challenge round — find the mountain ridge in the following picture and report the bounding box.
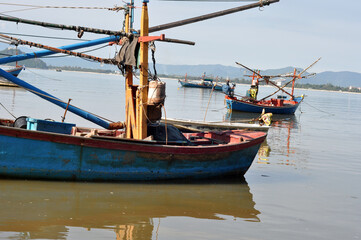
[1,47,361,88]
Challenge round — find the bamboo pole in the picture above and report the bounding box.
[0,35,120,65]
[148,0,279,33]
[0,15,128,36]
[0,0,280,39]
[203,78,217,122]
[236,61,294,98]
[0,33,116,65]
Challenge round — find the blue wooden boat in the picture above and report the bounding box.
[0,64,267,181]
[0,0,278,182]
[0,121,266,181]
[225,95,304,114]
[0,41,267,183]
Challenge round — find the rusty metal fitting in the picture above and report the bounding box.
[108,121,126,130]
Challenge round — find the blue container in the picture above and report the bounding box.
[26,118,75,134]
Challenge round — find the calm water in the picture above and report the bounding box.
[0,69,360,240]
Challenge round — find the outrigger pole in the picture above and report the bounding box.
[0,68,123,129]
[0,0,279,36]
[148,0,280,33]
[0,35,121,65]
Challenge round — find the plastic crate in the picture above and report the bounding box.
[26,118,75,134]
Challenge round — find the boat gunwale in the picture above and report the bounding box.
[225,95,302,110]
[161,118,269,131]
[0,125,267,155]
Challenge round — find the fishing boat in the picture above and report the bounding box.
[178,74,223,91]
[0,0,280,181]
[0,118,266,181]
[225,95,304,114]
[224,60,319,114]
[0,65,24,87]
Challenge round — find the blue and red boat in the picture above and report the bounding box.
[0,120,266,181]
[225,61,316,114]
[225,95,304,114]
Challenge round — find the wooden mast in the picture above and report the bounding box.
[125,0,149,140]
[124,3,136,139]
[137,0,149,139]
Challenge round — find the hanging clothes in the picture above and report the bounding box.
[115,36,140,74]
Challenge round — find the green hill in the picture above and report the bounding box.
[0,47,47,68]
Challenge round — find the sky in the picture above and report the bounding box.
[0,0,360,73]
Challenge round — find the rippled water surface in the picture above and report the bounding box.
[0,69,360,239]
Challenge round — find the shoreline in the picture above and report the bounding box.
[12,67,361,95]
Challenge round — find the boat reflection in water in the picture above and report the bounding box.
[225,111,300,165]
[0,179,260,239]
[257,139,271,164]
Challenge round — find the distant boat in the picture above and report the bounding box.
[56,68,62,72]
[0,65,24,87]
[178,73,224,91]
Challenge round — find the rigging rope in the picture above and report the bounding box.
[302,101,334,116]
[25,68,61,82]
[42,44,110,59]
[0,7,43,14]
[0,31,90,41]
[17,84,116,123]
[0,3,126,12]
[149,41,158,80]
[0,102,16,119]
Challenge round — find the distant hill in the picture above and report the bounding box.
[1,47,361,88]
[43,55,118,71]
[154,64,361,88]
[304,71,361,88]
[0,47,47,68]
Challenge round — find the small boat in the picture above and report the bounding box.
[178,74,224,91]
[225,61,318,114]
[161,118,269,132]
[225,95,304,114]
[0,65,24,87]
